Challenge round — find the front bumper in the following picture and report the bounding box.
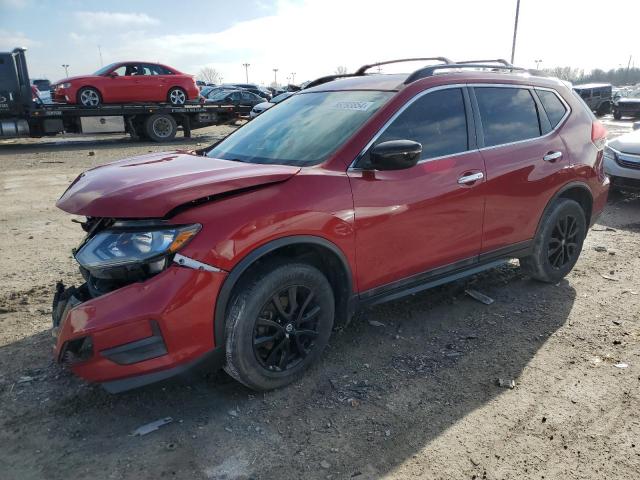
[604,151,640,181]
[52,265,227,391]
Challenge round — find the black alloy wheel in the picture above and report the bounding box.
[253,285,321,372]
[547,214,579,269]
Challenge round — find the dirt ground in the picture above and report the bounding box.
[0,119,639,480]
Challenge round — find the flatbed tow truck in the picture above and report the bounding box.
[0,48,241,142]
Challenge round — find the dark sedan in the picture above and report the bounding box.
[203,89,264,115]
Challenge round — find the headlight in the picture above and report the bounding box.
[58,82,72,89]
[75,223,201,271]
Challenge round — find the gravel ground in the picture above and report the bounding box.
[0,119,638,479]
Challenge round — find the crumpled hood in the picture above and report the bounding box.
[608,129,640,155]
[56,151,300,218]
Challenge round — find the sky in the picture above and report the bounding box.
[1,0,639,86]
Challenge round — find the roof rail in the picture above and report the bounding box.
[456,58,513,67]
[404,63,526,84]
[303,73,360,89]
[355,57,452,75]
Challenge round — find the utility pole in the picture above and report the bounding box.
[510,0,521,64]
[273,68,278,86]
[290,72,296,84]
[242,63,250,83]
[626,55,632,83]
[535,59,542,70]
[62,64,70,77]
[98,45,103,67]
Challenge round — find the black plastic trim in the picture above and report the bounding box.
[101,345,225,394]
[536,181,594,231]
[101,320,167,365]
[477,239,533,263]
[360,258,508,306]
[213,236,354,346]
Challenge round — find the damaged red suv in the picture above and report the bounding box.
[53,58,609,393]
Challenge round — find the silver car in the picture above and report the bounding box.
[604,122,640,191]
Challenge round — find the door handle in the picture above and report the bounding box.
[457,172,484,185]
[543,151,563,162]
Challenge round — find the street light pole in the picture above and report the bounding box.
[242,63,250,83]
[535,59,542,70]
[62,64,70,77]
[273,68,278,86]
[510,0,521,64]
[290,72,296,84]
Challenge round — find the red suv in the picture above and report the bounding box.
[52,58,609,393]
[51,62,199,106]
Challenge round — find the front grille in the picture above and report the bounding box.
[616,152,640,170]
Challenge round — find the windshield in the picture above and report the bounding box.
[93,63,119,76]
[271,92,293,104]
[207,90,392,166]
[207,90,233,101]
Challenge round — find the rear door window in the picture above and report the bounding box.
[375,88,469,160]
[474,87,541,147]
[536,89,568,128]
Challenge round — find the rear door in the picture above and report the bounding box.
[472,85,569,255]
[348,86,486,294]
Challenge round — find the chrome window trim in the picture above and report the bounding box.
[348,82,572,170]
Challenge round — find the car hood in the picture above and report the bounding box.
[53,75,97,85]
[56,151,300,218]
[608,129,640,154]
[253,101,273,111]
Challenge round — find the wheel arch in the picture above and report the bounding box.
[167,85,188,100]
[213,235,355,346]
[536,181,594,236]
[76,85,103,102]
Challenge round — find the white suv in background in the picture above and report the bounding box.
[604,122,640,191]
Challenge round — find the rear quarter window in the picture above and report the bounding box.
[474,87,541,147]
[536,89,568,128]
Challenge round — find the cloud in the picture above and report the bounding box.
[74,11,160,30]
[0,29,41,49]
[0,0,28,8]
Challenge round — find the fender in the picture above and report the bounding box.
[534,180,594,237]
[212,235,354,346]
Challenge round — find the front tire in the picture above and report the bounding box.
[224,263,335,391]
[520,199,586,283]
[168,87,187,105]
[77,87,101,107]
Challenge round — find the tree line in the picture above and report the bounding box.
[542,66,640,85]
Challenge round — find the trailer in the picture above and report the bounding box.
[0,48,241,142]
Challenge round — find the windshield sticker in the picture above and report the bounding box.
[330,101,374,111]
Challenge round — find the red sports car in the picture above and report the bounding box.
[51,62,199,106]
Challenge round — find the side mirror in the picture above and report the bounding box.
[107,72,118,78]
[369,140,422,171]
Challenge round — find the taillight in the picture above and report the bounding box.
[591,120,607,150]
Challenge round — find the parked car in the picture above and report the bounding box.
[52,58,609,393]
[573,83,613,116]
[612,97,640,120]
[225,83,272,100]
[50,62,199,106]
[204,89,264,115]
[249,91,294,118]
[604,122,640,190]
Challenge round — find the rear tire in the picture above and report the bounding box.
[520,199,586,283]
[168,87,187,105]
[77,87,101,107]
[224,263,335,391]
[596,102,611,116]
[613,111,622,120]
[144,114,177,142]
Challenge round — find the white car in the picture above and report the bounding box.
[249,91,294,118]
[604,122,640,191]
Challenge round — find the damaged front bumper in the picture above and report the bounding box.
[51,265,228,393]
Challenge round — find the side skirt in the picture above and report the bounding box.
[357,240,532,307]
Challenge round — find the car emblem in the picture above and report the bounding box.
[0,95,6,103]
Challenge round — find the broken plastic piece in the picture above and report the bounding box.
[465,289,494,305]
[131,417,173,436]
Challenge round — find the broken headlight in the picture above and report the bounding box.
[75,223,201,280]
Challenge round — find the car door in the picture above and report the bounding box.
[107,64,141,102]
[137,64,162,102]
[472,85,569,254]
[347,86,486,294]
[239,91,259,114]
